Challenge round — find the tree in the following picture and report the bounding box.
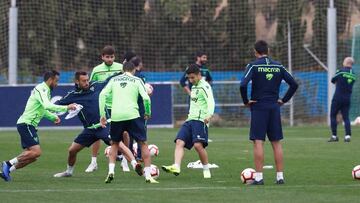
[0,1,9,80]
[275,0,308,70]
[312,0,327,66]
[17,0,57,80]
[226,0,256,70]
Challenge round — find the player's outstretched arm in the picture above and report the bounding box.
[35,87,69,113]
[99,79,113,118]
[55,91,76,105]
[138,80,151,118]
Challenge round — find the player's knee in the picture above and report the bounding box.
[31,150,42,158]
[175,139,185,147]
[193,142,204,151]
[68,148,78,156]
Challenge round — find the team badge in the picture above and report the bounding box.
[266,73,274,80]
[120,82,127,88]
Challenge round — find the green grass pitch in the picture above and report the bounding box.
[0,126,360,203]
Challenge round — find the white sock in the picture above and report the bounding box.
[66,165,74,174]
[255,172,263,181]
[277,172,284,180]
[91,157,97,165]
[109,163,115,174]
[174,163,180,170]
[332,135,337,138]
[121,158,129,166]
[345,135,351,139]
[9,165,16,172]
[203,164,209,170]
[144,166,151,178]
[131,160,137,169]
[9,157,18,166]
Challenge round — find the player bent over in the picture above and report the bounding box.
[162,64,215,179]
[53,71,141,178]
[0,70,77,182]
[99,62,158,183]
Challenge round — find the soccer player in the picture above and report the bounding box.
[99,62,158,183]
[179,51,213,96]
[86,45,123,173]
[162,64,215,179]
[130,55,148,161]
[328,57,356,142]
[116,51,138,171]
[180,51,214,143]
[0,70,77,182]
[240,40,298,185]
[53,71,142,178]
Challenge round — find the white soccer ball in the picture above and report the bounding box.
[351,117,360,126]
[240,168,256,184]
[104,146,111,158]
[144,83,154,95]
[149,164,160,179]
[352,165,360,180]
[132,143,138,157]
[148,144,159,157]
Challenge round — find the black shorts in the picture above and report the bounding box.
[175,120,208,150]
[17,123,39,149]
[110,118,146,142]
[250,102,283,141]
[74,126,111,147]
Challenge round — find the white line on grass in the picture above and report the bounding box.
[1,184,360,193]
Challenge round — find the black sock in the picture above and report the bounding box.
[5,161,12,167]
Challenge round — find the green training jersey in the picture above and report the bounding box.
[90,62,123,109]
[17,82,68,127]
[90,62,123,82]
[187,79,215,123]
[99,72,151,122]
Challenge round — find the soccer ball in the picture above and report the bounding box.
[144,83,154,95]
[132,143,138,157]
[147,164,160,179]
[148,144,159,157]
[352,165,360,180]
[240,168,256,184]
[104,146,111,158]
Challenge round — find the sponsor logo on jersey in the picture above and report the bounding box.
[258,67,280,73]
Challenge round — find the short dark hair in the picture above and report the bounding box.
[254,40,268,55]
[75,71,88,80]
[123,51,136,62]
[43,70,60,82]
[129,56,142,67]
[195,51,206,58]
[102,45,115,56]
[186,64,200,75]
[123,61,136,72]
